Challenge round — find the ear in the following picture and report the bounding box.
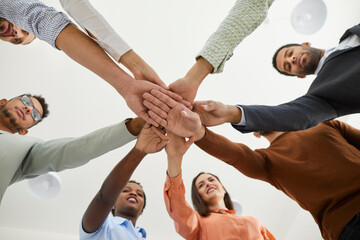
[302,42,311,47]
[18,129,28,135]
[297,75,306,79]
[253,132,261,138]
[0,99,8,106]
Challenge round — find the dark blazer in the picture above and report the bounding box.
[234,24,360,133]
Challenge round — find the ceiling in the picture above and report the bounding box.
[1,0,360,239]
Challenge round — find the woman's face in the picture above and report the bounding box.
[195,173,226,206]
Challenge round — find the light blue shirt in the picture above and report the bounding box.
[0,0,72,48]
[80,216,147,240]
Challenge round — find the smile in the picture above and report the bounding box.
[206,187,216,194]
[127,196,138,203]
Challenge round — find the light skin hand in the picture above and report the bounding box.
[143,89,202,138]
[123,80,185,126]
[165,132,195,177]
[120,50,168,89]
[193,100,241,126]
[169,57,214,102]
[135,123,169,154]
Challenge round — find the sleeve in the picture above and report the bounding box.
[164,172,200,240]
[195,128,268,181]
[59,0,132,61]
[0,0,72,48]
[233,95,338,133]
[329,120,360,150]
[197,0,275,73]
[18,120,136,181]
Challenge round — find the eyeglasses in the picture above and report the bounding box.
[20,95,42,122]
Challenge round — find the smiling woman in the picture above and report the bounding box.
[164,132,276,240]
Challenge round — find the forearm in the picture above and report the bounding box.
[60,0,132,61]
[55,24,133,96]
[234,95,338,133]
[125,117,146,136]
[167,156,183,178]
[195,127,267,180]
[184,57,214,88]
[24,121,136,177]
[225,105,242,124]
[197,0,274,73]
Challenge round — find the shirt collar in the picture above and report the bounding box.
[113,216,147,238]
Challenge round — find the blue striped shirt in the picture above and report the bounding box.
[0,0,72,48]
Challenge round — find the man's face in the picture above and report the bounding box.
[0,96,43,134]
[276,43,322,77]
[0,18,35,45]
[113,182,145,217]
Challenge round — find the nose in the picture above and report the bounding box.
[24,105,33,114]
[291,56,296,64]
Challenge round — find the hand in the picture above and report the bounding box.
[169,76,198,103]
[135,123,169,153]
[165,131,195,161]
[169,57,214,102]
[120,50,168,89]
[193,100,227,126]
[123,80,184,126]
[143,89,202,138]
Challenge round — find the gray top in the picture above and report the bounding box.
[0,120,136,203]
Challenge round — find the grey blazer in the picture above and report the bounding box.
[233,24,360,133]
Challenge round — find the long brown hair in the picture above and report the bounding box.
[191,172,234,217]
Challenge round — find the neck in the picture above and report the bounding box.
[116,213,138,226]
[265,131,284,143]
[208,199,227,211]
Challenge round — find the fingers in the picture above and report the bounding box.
[152,77,169,90]
[138,111,159,127]
[143,93,171,113]
[158,88,183,102]
[151,89,179,108]
[148,110,168,127]
[151,125,169,140]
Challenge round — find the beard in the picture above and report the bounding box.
[0,105,24,132]
[301,48,322,75]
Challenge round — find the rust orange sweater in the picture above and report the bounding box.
[196,120,360,240]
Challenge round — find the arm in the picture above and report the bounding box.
[164,133,199,239]
[59,0,167,88]
[19,119,137,181]
[194,126,268,181]
[169,0,274,101]
[82,123,168,233]
[236,95,338,133]
[330,120,360,150]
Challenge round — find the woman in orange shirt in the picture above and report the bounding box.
[164,132,275,240]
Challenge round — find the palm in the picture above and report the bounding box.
[165,132,194,159]
[136,124,168,154]
[166,105,201,138]
[193,101,227,126]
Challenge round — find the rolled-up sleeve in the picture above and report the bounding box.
[0,0,72,48]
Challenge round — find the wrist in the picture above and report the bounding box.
[119,50,143,75]
[225,105,241,124]
[125,117,146,136]
[185,57,213,85]
[132,146,147,159]
[167,157,183,177]
[194,125,206,141]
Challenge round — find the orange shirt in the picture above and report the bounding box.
[164,173,276,240]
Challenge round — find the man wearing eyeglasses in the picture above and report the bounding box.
[0,94,146,204]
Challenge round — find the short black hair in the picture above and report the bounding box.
[272,43,301,76]
[111,180,146,217]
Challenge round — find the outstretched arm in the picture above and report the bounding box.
[59,0,167,89]
[236,95,338,133]
[164,132,200,239]
[82,124,168,233]
[143,89,202,138]
[169,0,274,101]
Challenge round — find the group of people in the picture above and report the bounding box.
[1,0,360,239]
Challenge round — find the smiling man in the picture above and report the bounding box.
[0,17,35,45]
[80,124,168,240]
